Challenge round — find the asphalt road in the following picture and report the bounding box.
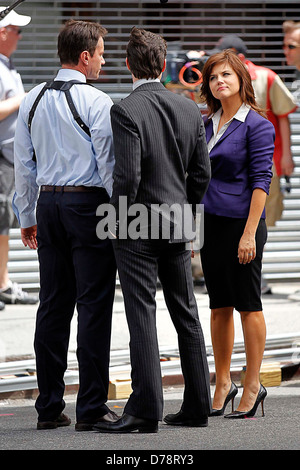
[0,382,299,454]
[1,282,299,456]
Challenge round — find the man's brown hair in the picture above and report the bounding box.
[126,27,167,79]
[58,19,107,65]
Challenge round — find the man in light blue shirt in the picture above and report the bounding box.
[13,53,114,229]
[13,19,117,431]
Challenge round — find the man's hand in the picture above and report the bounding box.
[21,225,38,250]
[281,154,295,176]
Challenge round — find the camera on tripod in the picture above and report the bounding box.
[162,42,208,87]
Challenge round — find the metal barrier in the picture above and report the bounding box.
[1,333,299,395]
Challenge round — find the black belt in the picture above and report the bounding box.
[40,185,106,193]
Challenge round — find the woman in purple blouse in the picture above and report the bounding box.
[200,50,275,419]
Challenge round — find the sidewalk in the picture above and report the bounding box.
[1,281,300,360]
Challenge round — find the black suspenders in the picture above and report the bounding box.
[28,80,93,161]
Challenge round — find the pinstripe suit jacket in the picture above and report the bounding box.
[110,81,211,242]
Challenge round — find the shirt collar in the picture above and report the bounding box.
[232,103,251,122]
[55,68,87,83]
[132,77,160,90]
[212,103,250,127]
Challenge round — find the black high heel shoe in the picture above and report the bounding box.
[210,382,238,416]
[224,384,267,419]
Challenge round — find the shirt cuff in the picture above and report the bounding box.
[19,212,37,229]
[252,182,270,196]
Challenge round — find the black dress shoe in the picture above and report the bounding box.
[75,410,120,431]
[93,413,158,433]
[163,410,208,427]
[37,413,71,430]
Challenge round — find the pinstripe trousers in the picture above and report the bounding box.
[113,237,212,421]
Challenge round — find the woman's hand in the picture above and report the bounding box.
[238,188,266,264]
[238,231,256,264]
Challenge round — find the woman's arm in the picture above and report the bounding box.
[238,188,266,264]
[238,115,275,264]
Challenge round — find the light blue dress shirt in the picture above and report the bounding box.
[13,68,115,228]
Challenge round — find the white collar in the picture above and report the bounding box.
[55,68,87,83]
[132,78,160,90]
[212,103,250,126]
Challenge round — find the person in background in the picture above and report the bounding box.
[200,50,274,419]
[283,21,300,73]
[282,21,300,303]
[0,6,38,309]
[13,20,117,431]
[207,35,297,294]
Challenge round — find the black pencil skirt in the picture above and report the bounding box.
[200,212,267,312]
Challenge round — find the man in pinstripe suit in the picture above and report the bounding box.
[94,27,212,434]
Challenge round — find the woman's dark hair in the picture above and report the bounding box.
[126,27,167,79]
[57,20,107,65]
[200,50,265,117]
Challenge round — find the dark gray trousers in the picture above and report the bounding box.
[113,238,211,421]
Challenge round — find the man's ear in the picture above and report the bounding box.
[0,27,8,40]
[237,53,246,63]
[162,59,166,73]
[80,50,90,66]
[126,57,131,71]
